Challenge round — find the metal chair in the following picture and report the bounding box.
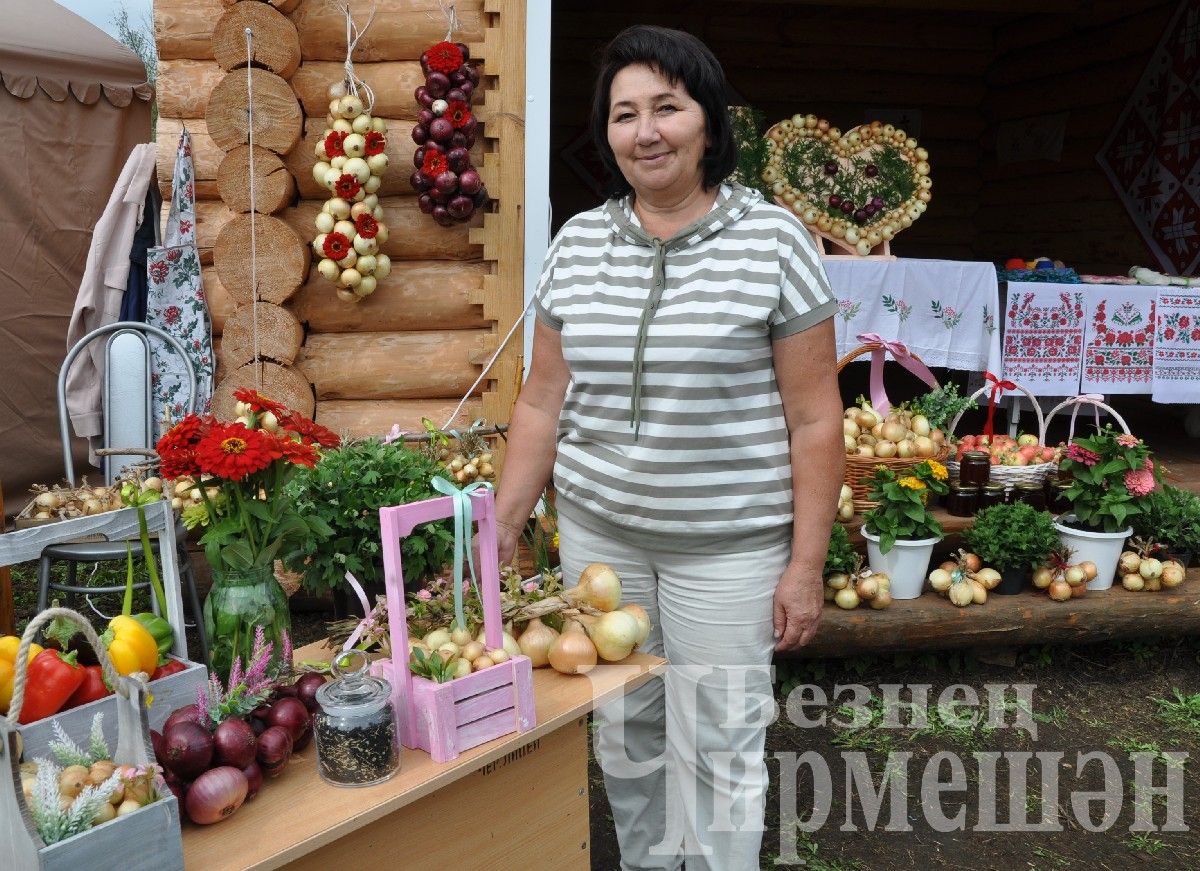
[37,321,208,666]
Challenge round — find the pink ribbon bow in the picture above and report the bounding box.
[855,333,938,415]
[983,371,1017,437]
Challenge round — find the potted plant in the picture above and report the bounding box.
[861,459,949,599]
[1055,426,1160,590]
[961,502,1061,595]
[156,389,341,680]
[1131,484,1200,568]
[283,436,456,610]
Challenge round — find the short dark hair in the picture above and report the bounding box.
[589,25,737,199]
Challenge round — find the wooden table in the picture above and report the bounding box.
[182,644,665,870]
[796,568,1200,657]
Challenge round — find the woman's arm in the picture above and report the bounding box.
[493,320,571,564]
[771,317,845,650]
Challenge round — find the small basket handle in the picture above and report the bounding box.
[835,335,940,415]
[947,378,1047,444]
[1043,395,1131,441]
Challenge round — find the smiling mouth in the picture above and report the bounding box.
[638,152,670,163]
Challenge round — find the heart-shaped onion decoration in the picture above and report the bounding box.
[762,114,932,256]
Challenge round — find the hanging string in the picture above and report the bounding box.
[245,27,262,391]
[441,296,536,431]
[341,4,378,112]
[437,1,461,41]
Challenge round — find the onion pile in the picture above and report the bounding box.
[27,480,126,521]
[843,400,943,460]
[408,40,489,225]
[311,83,392,303]
[824,569,892,610]
[155,672,326,825]
[835,484,854,522]
[1117,549,1186,593]
[928,552,998,607]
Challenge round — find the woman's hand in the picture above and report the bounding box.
[773,562,823,651]
[495,521,523,567]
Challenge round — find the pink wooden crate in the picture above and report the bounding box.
[380,488,536,763]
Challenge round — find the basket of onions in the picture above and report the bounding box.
[838,339,950,511]
[1,608,183,871]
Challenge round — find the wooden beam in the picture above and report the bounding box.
[790,574,1200,658]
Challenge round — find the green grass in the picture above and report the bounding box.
[780,834,867,871]
[829,695,897,755]
[1152,688,1200,737]
[1030,844,1072,868]
[1124,833,1168,856]
[911,703,997,751]
[1105,737,1188,769]
[8,558,156,636]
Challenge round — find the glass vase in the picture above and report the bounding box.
[203,563,291,681]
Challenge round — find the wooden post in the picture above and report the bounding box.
[0,481,13,634]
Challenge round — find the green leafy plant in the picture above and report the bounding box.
[1131,484,1200,556]
[728,105,772,199]
[961,502,1060,571]
[863,459,950,553]
[823,522,857,577]
[1059,427,1159,533]
[284,437,456,595]
[409,647,455,683]
[910,382,976,433]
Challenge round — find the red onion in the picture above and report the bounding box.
[212,718,258,769]
[447,196,474,220]
[163,721,214,779]
[293,672,328,714]
[447,147,470,173]
[185,767,248,825]
[150,729,165,762]
[458,170,482,196]
[446,88,466,104]
[266,697,311,743]
[165,779,187,805]
[429,118,454,144]
[256,725,293,777]
[291,721,313,753]
[250,716,267,737]
[164,705,207,734]
[425,72,449,98]
[273,683,298,700]
[241,761,263,800]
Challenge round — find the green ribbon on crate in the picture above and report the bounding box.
[431,476,493,633]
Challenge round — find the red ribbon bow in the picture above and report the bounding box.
[855,333,938,415]
[983,371,1016,437]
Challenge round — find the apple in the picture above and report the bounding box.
[1039,447,1057,462]
[1017,433,1039,447]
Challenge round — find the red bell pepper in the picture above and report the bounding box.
[18,649,85,724]
[151,659,188,681]
[65,665,112,709]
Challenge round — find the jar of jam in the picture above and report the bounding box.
[1012,482,1047,511]
[958,451,991,488]
[946,484,980,517]
[981,483,1007,509]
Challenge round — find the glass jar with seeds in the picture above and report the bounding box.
[314,650,400,787]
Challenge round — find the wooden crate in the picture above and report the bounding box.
[380,488,536,763]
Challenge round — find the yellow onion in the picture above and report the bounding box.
[517,617,559,668]
[585,610,640,662]
[619,604,651,648]
[548,620,597,675]
[566,563,622,612]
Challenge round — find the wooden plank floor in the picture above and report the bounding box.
[795,569,1200,658]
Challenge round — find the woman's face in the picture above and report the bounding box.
[607,63,710,202]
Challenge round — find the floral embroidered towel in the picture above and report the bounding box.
[1152,290,1200,403]
[1001,283,1086,394]
[146,127,214,438]
[824,259,1002,373]
[1081,287,1155,394]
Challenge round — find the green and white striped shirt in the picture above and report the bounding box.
[535,183,836,553]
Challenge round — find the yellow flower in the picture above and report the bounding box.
[552,532,560,549]
[898,476,926,491]
[927,460,948,481]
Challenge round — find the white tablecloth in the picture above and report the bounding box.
[824,258,1002,374]
[1001,281,1200,402]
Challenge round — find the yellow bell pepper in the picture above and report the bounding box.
[0,635,44,665]
[104,616,159,676]
[0,658,13,714]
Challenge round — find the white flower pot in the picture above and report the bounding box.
[862,530,939,599]
[1054,515,1132,591]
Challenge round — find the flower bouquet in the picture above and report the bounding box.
[155,388,340,679]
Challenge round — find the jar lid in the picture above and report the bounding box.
[951,484,980,493]
[961,450,990,460]
[1014,482,1042,490]
[315,650,393,718]
[984,483,1005,491]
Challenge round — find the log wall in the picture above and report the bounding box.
[156,0,523,444]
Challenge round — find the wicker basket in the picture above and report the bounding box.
[945,380,1055,490]
[838,341,948,512]
[1043,395,1132,439]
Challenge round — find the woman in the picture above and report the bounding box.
[494,25,844,870]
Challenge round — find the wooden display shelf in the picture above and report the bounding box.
[182,643,665,870]
[794,569,1200,658]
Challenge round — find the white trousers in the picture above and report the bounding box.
[558,512,790,871]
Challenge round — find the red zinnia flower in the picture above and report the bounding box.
[334,173,361,199]
[354,212,379,239]
[421,151,449,178]
[322,232,352,260]
[445,100,473,129]
[232,387,288,417]
[194,423,282,481]
[364,131,386,156]
[280,412,342,448]
[426,41,464,75]
[324,130,348,158]
[279,437,319,468]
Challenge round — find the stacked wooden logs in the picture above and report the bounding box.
[155,0,494,436]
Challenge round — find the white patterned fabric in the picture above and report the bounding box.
[823,258,1002,374]
[1081,286,1156,394]
[1153,289,1200,403]
[1001,282,1087,394]
[146,127,213,438]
